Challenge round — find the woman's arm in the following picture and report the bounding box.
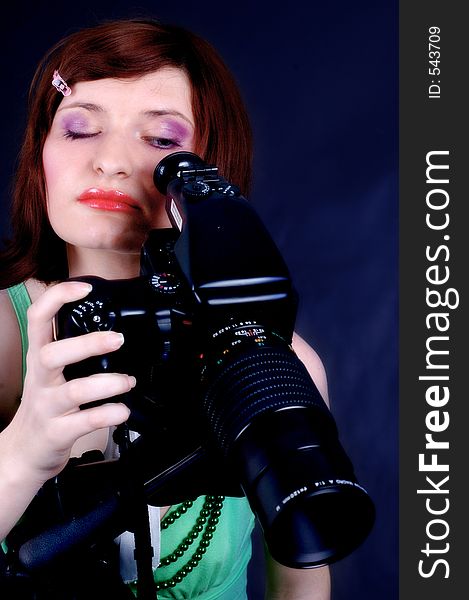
[291,333,329,407]
[0,282,132,541]
[266,555,331,600]
[0,290,23,428]
[263,333,331,599]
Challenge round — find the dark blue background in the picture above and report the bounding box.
[0,2,398,598]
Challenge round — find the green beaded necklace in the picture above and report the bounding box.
[155,495,225,591]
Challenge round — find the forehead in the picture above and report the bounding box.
[55,68,194,125]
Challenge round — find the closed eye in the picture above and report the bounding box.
[64,130,100,140]
[142,136,181,149]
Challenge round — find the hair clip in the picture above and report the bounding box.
[52,70,72,96]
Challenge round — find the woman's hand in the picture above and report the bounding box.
[0,281,132,540]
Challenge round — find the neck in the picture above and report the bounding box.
[67,246,141,280]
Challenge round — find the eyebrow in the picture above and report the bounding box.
[57,102,104,113]
[57,103,194,127]
[142,110,194,127]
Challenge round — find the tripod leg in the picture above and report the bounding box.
[114,423,157,600]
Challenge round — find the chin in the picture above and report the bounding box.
[65,227,146,253]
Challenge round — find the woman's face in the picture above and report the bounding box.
[43,68,194,259]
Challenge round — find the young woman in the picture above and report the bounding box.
[0,19,330,599]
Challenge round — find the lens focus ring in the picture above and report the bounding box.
[202,346,331,456]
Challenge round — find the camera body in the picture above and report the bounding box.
[57,228,205,437]
[51,153,375,569]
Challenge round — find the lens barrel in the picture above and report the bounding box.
[203,343,375,567]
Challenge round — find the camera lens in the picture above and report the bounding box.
[202,336,375,567]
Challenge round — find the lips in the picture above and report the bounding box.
[78,188,140,213]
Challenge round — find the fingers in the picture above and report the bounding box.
[27,281,93,352]
[15,281,136,482]
[56,372,136,413]
[30,401,131,463]
[26,282,126,387]
[59,402,131,444]
[39,331,125,372]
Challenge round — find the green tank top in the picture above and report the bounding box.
[7,283,30,381]
[6,283,255,599]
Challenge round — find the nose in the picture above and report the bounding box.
[92,133,133,178]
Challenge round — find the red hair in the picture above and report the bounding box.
[0,18,252,286]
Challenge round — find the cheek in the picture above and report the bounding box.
[149,191,172,228]
[42,143,74,238]
[42,142,64,199]
[182,138,195,153]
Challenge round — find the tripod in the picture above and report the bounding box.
[114,422,158,600]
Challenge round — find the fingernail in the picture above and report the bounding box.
[109,332,125,348]
[129,376,137,388]
[73,282,93,293]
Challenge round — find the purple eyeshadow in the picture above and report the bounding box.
[159,119,191,141]
[61,114,89,132]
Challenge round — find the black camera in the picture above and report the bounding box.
[40,152,374,570]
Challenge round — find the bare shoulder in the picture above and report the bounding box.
[0,289,23,425]
[0,279,49,426]
[24,278,48,302]
[291,333,329,406]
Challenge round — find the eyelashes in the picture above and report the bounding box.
[63,130,181,149]
[63,130,98,140]
[141,136,182,149]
